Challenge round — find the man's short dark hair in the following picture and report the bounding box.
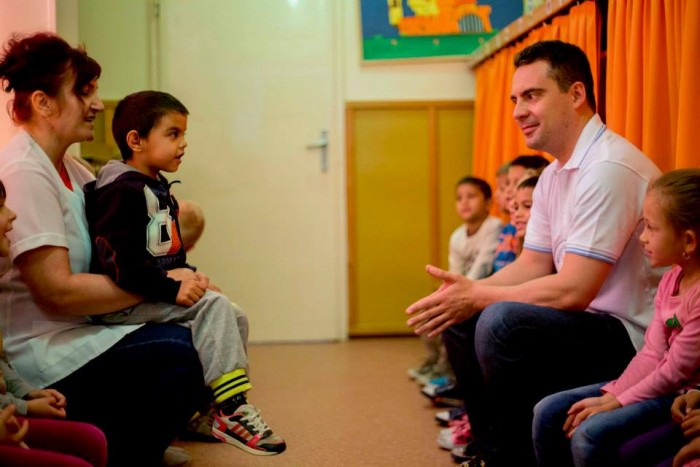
[112,90,189,160]
[514,40,596,112]
[456,176,492,200]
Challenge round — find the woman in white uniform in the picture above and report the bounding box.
[0,32,207,466]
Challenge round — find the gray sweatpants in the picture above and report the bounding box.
[94,290,249,386]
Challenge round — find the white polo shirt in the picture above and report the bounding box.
[524,114,662,350]
[0,130,141,388]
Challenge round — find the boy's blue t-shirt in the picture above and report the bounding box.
[492,223,518,272]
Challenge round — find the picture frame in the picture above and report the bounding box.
[359,0,523,63]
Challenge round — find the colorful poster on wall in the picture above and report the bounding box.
[360,0,523,62]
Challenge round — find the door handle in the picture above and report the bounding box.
[306,130,328,173]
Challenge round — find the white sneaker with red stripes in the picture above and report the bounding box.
[211,404,286,456]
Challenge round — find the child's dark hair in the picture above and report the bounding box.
[510,155,550,174]
[0,32,101,123]
[0,179,5,200]
[112,90,189,160]
[517,175,539,190]
[456,176,492,200]
[514,40,596,112]
[649,169,700,247]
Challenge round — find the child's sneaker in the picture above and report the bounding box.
[435,405,467,426]
[407,360,439,385]
[423,374,455,392]
[211,404,286,456]
[437,415,471,450]
[422,380,464,407]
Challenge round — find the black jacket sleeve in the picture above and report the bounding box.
[87,182,182,303]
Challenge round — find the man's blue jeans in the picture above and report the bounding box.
[443,301,637,467]
[533,382,675,467]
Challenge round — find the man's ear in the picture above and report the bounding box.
[570,81,587,110]
[29,90,55,118]
[126,130,143,152]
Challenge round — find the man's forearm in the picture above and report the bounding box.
[478,250,555,287]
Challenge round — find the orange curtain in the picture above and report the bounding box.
[607,0,700,171]
[472,1,599,210]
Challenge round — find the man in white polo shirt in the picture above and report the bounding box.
[406,40,661,467]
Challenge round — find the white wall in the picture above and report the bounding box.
[56,0,79,44]
[1,0,476,146]
[0,0,56,147]
[76,0,152,100]
[73,1,476,102]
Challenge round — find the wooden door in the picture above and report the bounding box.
[347,102,474,335]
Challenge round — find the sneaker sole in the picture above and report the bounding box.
[211,427,285,456]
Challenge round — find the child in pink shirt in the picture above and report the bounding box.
[532,168,700,467]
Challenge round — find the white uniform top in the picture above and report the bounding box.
[524,114,663,350]
[448,215,503,280]
[0,130,141,388]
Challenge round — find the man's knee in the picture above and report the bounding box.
[442,318,469,345]
[441,313,480,357]
[475,302,529,349]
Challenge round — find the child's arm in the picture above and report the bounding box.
[167,269,220,293]
[0,360,31,416]
[25,388,65,408]
[24,397,66,419]
[87,184,186,304]
[0,359,66,418]
[563,392,621,437]
[0,393,27,417]
[601,270,700,406]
